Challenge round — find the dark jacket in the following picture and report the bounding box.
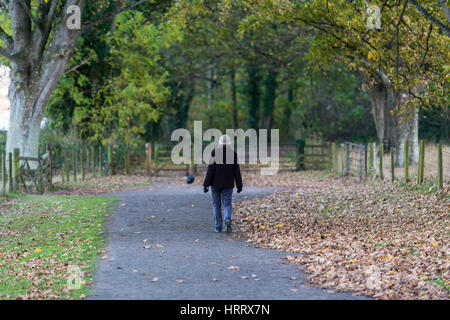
[203,145,243,190]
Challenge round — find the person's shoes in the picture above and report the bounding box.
[225,218,232,234]
[215,228,222,233]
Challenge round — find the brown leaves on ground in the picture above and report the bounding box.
[50,173,188,195]
[233,174,449,300]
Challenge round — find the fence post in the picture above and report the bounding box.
[38,156,44,194]
[62,160,65,183]
[368,143,373,178]
[359,144,364,182]
[146,143,152,176]
[420,140,425,184]
[125,145,130,175]
[81,143,86,181]
[1,152,5,195]
[108,145,113,176]
[8,152,12,192]
[295,139,305,171]
[86,146,90,175]
[378,143,384,180]
[73,149,77,182]
[65,150,70,182]
[343,143,349,176]
[364,144,368,179]
[404,141,409,183]
[438,144,443,190]
[416,141,422,185]
[331,142,337,172]
[91,145,96,177]
[13,148,20,192]
[99,146,104,177]
[390,147,395,182]
[46,144,53,187]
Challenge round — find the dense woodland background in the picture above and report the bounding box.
[0,0,448,164]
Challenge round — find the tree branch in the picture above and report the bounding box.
[82,0,147,31]
[438,0,450,24]
[396,0,408,75]
[408,0,450,36]
[419,23,433,68]
[64,55,93,74]
[0,46,21,62]
[18,0,43,33]
[0,25,13,48]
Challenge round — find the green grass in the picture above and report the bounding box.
[0,194,118,299]
[48,174,151,194]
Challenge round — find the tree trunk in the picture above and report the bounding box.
[246,64,261,130]
[207,67,214,124]
[5,0,85,168]
[366,74,420,166]
[230,69,238,128]
[281,85,293,142]
[394,91,419,166]
[366,78,396,147]
[262,68,277,130]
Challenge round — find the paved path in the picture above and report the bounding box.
[89,186,367,300]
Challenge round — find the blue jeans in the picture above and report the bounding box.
[211,187,233,230]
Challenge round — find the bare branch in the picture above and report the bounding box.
[408,0,450,36]
[64,55,93,74]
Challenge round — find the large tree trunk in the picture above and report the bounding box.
[5,0,84,167]
[365,72,420,166]
[366,77,396,147]
[393,90,420,166]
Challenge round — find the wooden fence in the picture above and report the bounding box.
[334,140,447,190]
[1,139,447,194]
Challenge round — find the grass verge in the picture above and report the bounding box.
[0,194,118,299]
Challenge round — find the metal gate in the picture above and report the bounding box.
[342,142,367,182]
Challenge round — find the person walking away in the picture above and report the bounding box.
[203,135,243,234]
